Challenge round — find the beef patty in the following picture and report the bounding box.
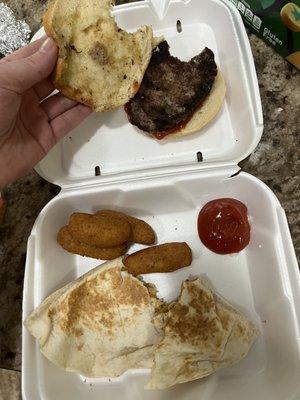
[125,41,218,135]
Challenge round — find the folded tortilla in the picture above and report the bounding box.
[146,278,260,389]
[25,261,259,388]
[25,258,164,377]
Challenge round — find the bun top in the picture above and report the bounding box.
[43,0,158,111]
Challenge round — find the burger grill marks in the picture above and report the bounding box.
[125,41,218,136]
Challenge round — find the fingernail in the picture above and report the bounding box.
[40,37,56,53]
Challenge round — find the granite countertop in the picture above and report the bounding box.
[0,0,299,398]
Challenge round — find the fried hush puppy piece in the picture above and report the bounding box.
[123,242,192,275]
[68,213,131,247]
[58,226,128,260]
[95,209,156,245]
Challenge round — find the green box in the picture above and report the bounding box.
[228,0,300,69]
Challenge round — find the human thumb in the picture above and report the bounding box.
[0,38,58,94]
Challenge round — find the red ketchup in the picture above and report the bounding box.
[197,198,250,254]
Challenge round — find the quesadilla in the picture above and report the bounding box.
[25,258,164,377]
[25,262,259,388]
[146,278,260,389]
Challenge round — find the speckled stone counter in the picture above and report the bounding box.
[0,1,299,397]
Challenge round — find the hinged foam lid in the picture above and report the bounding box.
[34,0,263,188]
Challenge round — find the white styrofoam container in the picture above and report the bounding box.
[22,1,300,399]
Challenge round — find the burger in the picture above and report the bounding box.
[44,0,226,140]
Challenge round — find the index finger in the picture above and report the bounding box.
[50,104,93,142]
[0,37,47,64]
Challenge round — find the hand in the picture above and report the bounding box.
[0,37,92,189]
